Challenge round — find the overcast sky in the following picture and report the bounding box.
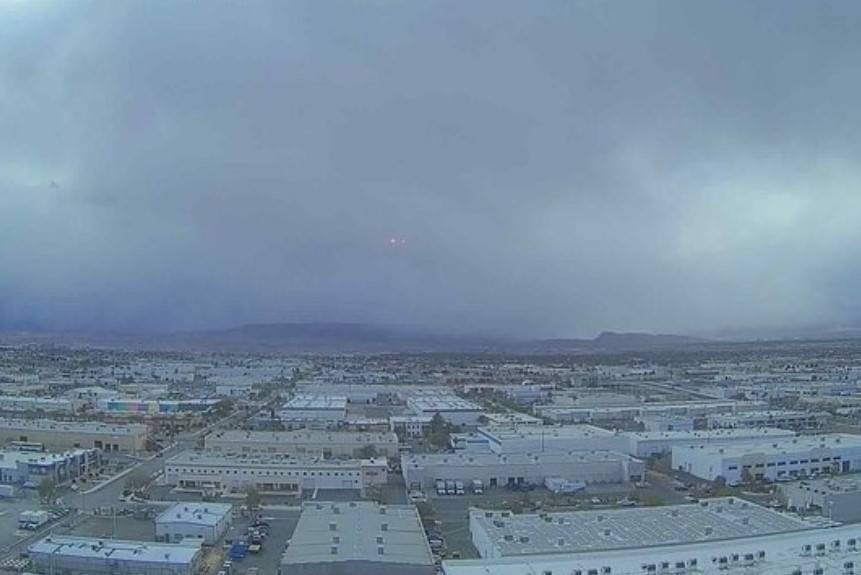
[2,1,860,337]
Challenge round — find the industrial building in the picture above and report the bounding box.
[0,418,148,453]
[279,501,435,575]
[406,394,485,426]
[637,414,695,432]
[95,398,218,415]
[469,498,811,558]
[707,409,828,431]
[672,434,861,483]
[780,475,861,522]
[164,450,387,494]
[534,400,766,424]
[477,425,627,455]
[402,450,644,490]
[28,535,202,575]
[278,394,348,427]
[483,412,543,426]
[0,447,101,487]
[204,429,399,458]
[623,427,796,457]
[0,395,74,413]
[389,415,433,438]
[155,502,233,544]
[443,520,861,575]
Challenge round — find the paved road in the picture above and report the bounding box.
[71,405,259,511]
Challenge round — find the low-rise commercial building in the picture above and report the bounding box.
[780,475,861,522]
[483,412,543,426]
[28,535,202,575]
[406,394,484,427]
[164,451,387,494]
[389,415,433,438]
[673,433,861,483]
[278,394,348,428]
[205,429,399,458]
[155,502,233,544]
[535,400,766,424]
[0,448,101,487]
[403,451,644,490]
[0,395,74,413]
[0,418,148,453]
[279,501,435,575]
[637,414,695,432]
[707,410,828,431]
[96,398,218,415]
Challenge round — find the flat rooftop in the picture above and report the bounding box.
[282,394,348,410]
[679,433,861,458]
[480,424,614,441]
[471,498,812,557]
[0,417,147,436]
[156,502,232,527]
[0,448,94,469]
[167,450,386,469]
[408,395,483,412]
[625,428,796,441]
[404,450,637,468]
[28,535,201,564]
[206,429,397,445]
[444,522,856,575]
[282,501,433,566]
[785,474,861,494]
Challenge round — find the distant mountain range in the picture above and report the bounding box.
[0,322,710,354]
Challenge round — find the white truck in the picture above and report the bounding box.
[435,479,446,496]
[18,510,50,530]
[471,479,484,494]
[454,480,465,495]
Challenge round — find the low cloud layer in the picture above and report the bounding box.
[2,1,860,337]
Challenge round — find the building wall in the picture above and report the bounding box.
[404,457,643,490]
[164,460,387,493]
[29,553,198,575]
[780,483,861,522]
[0,426,146,453]
[205,432,399,458]
[673,443,861,482]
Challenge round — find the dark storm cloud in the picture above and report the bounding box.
[2,0,861,336]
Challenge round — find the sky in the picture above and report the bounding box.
[2,1,861,338]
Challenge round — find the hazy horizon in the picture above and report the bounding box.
[3,1,861,338]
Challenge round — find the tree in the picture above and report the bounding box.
[245,486,262,514]
[37,477,57,504]
[213,399,234,418]
[428,413,451,449]
[124,471,149,495]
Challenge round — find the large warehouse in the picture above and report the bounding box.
[155,502,233,544]
[164,450,387,494]
[469,498,811,558]
[672,433,861,483]
[0,418,148,453]
[443,520,861,575]
[279,501,435,575]
[402,450,644,490]
[28,536,202,575]
[623,427,796,457]
[476,425,627,454]
[205,429,399,458]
